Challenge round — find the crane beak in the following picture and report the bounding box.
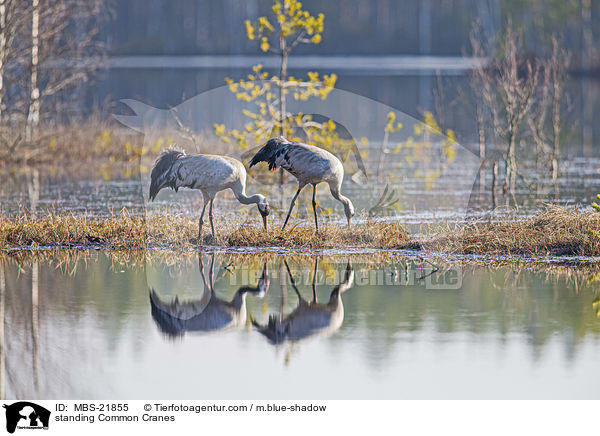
[259,205,270,230]
[347,216,352,228]
[260,210,268,230]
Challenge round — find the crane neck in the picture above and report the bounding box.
[231,289,248,310]
[232,184,262,205]
[329,182,355,223]
[235,192,262,205]
[330,184,350,206]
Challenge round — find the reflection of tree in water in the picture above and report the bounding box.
[0,253,149,399]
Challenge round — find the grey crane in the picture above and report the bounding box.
[149,254,270,337]
[249,136,355,231]
[252,259,354,344]
[149,149,270,239]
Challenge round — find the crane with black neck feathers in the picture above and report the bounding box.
[249,136,354,231]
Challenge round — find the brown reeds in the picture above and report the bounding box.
[2,206,600,258]
[0,210,410,251]
[425,206,600,256]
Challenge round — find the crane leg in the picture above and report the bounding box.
[198,202,207,239]
[209,199,215,238]
[312,184,319,232]
[282,186,303,231]
[283,260,303,300]
[312,257,319,303]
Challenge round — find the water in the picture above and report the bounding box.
[3,156,600,230]
[2,252,599,399]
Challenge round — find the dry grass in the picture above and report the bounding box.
[426,206,600,256]
[0,248,429,272]
[0,117,143,166]
[0,210,150,250]
[224,221,410,249]
[2,206,600,258]
[0,210,410,251]
[0,116,233,168]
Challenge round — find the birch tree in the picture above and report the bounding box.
[26,0,106,132]
[25,0,39,140]
[1,0,107,150]
[0,0,31,125]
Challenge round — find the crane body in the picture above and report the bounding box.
[149,149,270,238]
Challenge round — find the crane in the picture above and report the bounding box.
[149,149,270,239]
[249,136,354,231]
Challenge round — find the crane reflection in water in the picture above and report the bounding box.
[252,258,354,344]
[149,253,269,338]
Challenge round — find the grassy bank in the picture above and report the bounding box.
[1,207,600,257]
[0,211,410,250]
[426,206,600,257]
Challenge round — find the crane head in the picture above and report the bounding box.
[257,195,270,230]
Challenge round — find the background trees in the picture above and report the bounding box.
[0,0,107,155]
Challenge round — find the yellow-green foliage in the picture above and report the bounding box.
[588,194,600,239]
[386,110,457,165]
[246,0,325,51]
[216,0,460,189]
[377,110,458,190]
[215,66,339,149]
[592,194,600,213]
[214,0,360,163]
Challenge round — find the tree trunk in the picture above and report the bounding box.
[491,160,498,209]
[27,169,40,217]
[279,36,287,135]
[581,0,593,158]
[551,117,559,180]
[476,103,485,165]
[551,71,562,182]
[475,101,485,192]
[504,134,515,194]
[278,32,287,185]
[26,0,40,141]
[551,156,558,181]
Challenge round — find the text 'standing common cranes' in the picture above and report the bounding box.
[149,149,270,239]
[249,136,355,231]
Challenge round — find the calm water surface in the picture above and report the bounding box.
[2,252,599,399]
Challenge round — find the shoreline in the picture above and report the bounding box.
[1,206,600,262]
